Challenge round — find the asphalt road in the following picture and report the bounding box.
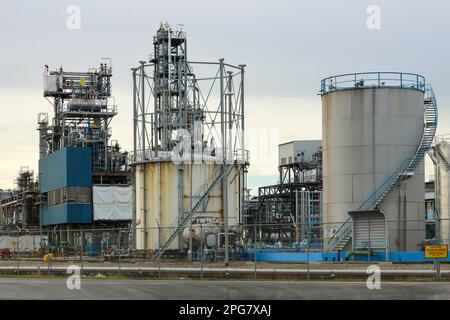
[0,278,449,299]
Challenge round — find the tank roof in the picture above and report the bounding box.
[320,72,425,96]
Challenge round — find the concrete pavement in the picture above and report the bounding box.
[0,278,449,299]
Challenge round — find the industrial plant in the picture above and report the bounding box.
[0,23,447,264]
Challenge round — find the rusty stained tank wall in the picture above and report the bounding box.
[135,162,242,250]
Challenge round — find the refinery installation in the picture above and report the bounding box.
[0,23,447,264]
[130,24,248,262]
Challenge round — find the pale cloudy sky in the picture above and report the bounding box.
[1,0,450,191]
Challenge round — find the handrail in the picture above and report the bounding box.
[320,72,426,95]
[130,148,249,165]
[357,157,412,211]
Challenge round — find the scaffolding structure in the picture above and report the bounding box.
[39,61,128,177]
[0,167,39,229]
[36,61,132,243]
[131,23,247,163]
[244,148,323,249]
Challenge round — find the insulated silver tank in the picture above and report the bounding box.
[321,72,427,252]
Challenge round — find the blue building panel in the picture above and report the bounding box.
[41,203,92,226]
[39,147,92,193]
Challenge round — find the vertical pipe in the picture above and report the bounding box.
[200,224,203,280]
[131,167,136,250]
[188,224,192,261]
[176,45,185,251]
[140,62,146,158]
[368,219,371,263]
[16,231,19,275]
[220,59,229,266]
[80,229,84,276]
[239,65,246,223]
[397,187,402,251]
[254,223,257,279]
[295,190,299,247]
[133,69,137,157]
[240,65,245,143]
[104,119,108,171]
[151,114,154,152]
[118,229,121,275]
[140,62,148,250]
[403,190,407,251]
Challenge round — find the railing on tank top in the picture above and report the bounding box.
[320,72,426,95]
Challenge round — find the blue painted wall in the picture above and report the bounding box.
[39,147,92,226]
[245,250,450,263]
[39,147,92,193]
[255,251,323,262]
[41,203,92,226]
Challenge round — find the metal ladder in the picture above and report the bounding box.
[329,85,438,251]
[152,163,234,260]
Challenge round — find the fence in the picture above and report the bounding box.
[0,217,446,275]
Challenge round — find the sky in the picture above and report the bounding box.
[1,0,450,192]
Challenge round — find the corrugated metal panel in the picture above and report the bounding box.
[353,217,386,249]
[39,147,92,193]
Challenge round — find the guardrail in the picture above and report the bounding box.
[130,148,249,164]
[320,72,426,95]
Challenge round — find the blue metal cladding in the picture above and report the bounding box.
[39,147,92,193]
[41,203,92,226]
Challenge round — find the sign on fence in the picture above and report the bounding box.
[425,245,448,259]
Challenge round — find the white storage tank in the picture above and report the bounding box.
[433,136,450,244]
[321,72,429,252]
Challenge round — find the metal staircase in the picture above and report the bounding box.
[329,85,438,251]
[152,163,234,260]
[429,144,450,171]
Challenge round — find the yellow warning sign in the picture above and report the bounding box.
[80,77,86,87]
[425,245,448,259]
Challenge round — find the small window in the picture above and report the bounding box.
[281,158,286,165]
[288,156,292,164]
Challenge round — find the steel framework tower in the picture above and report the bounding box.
[130,23,248,261]
[40,61,123,172]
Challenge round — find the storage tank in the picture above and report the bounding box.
[131,24,248,257]
[433,136,450,244]
[321,72,429,252]
[134,162,244,251]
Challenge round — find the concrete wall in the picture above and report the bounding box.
[322,87,425,251]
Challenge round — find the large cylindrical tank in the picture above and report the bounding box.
[134,162,243,251]
[322,73,426,252]
[434,137,450,244]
